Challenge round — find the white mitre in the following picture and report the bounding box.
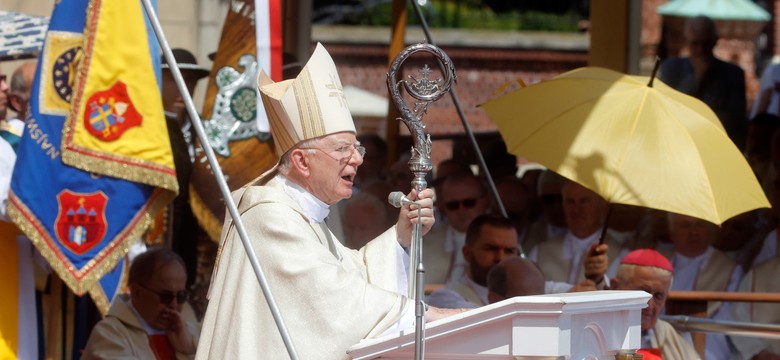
[258,43,356,163]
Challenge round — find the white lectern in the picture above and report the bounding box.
[349,290,650,360]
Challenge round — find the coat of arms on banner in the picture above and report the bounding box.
[55,190,108,255]
[39,30,83,115]
[203,54,270,157]
[83,81,142,141]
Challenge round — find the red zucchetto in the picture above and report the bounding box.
[620,249,674,273]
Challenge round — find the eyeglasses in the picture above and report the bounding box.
[137,284,188,305]
[302,143,366,162]
[444,198,478,211]
[540,194,563,205]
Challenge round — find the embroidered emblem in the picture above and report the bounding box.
[55,190,108,255]
[203,54,270,157]
[83,81,142,141]
[40,30,83,115]
[325,74,347,108]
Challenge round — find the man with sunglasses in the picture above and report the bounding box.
[197,44,458,360]
[424,172,491,285]
[83,247,199,359]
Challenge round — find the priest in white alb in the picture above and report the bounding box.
[196,43,460,360]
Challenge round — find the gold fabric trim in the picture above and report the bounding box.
[7,188,174,297]
[294,68,326,140]
[189,184,223,243]
[87,255,128,316]
[60,147,180,194]
[59,0,178,194]
[261,93,295,155]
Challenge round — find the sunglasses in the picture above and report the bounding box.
[540,194,563,205]
[138,284,188,304]
[444,198,478,211]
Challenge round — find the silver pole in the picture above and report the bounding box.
[406,0,523,258]
[388,42,455,360]
[139,1,299,359]
[662,315,780,340]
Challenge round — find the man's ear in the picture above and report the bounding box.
[290,149,311,177]
[462,245,471,264]
[8,93,23,113]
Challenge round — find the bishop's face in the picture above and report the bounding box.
[303,132,364,205]
[615,266,672,331]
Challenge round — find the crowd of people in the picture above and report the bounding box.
[1,13,780,360]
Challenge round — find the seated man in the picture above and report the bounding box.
[661,213,742,360]
[611,249,700,360]
[486,256,545,303]
[529,181,628,286]
[83,247,199,359]
[731,256,780,359]
[427,215,519,308]
[427,215,608,309]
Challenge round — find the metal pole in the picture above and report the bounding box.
[661,315,780,340]
[139,1,299,359]
[406,0,522,258]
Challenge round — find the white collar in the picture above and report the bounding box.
[563,230,600,259]
[673,246,713,267]
[276,174,330,224]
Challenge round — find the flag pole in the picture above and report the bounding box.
[139,1,299,359]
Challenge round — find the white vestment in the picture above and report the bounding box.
[196,177,413,360]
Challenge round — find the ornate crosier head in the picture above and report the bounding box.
[386,43,456,192]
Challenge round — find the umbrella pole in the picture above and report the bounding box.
[140,1,299,359]
[598,203,614,246]
[407,0,521,258]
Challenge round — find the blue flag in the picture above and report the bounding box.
[7,0,172,315]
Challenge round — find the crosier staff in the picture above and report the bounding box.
[387,42,455,360]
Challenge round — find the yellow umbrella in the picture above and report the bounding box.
[481,66,769,225]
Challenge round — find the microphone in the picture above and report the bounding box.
[388,191,418,208]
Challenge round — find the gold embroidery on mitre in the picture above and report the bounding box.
[294,68,326,140]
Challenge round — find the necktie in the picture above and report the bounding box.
[148,334,176,360]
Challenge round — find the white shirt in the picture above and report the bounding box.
[426,274,487,309]
[670,247,743,360]
[443,225,467,284]
[753,230,778,267]
[0,137,16,222]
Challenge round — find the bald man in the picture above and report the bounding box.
[1,61,36,153]
[8,61,36,122]
[486,257,545,303]
[611,249,700,360]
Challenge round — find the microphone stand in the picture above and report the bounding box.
[387,43,455,360]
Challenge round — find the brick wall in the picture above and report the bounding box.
[325,43,588,165]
